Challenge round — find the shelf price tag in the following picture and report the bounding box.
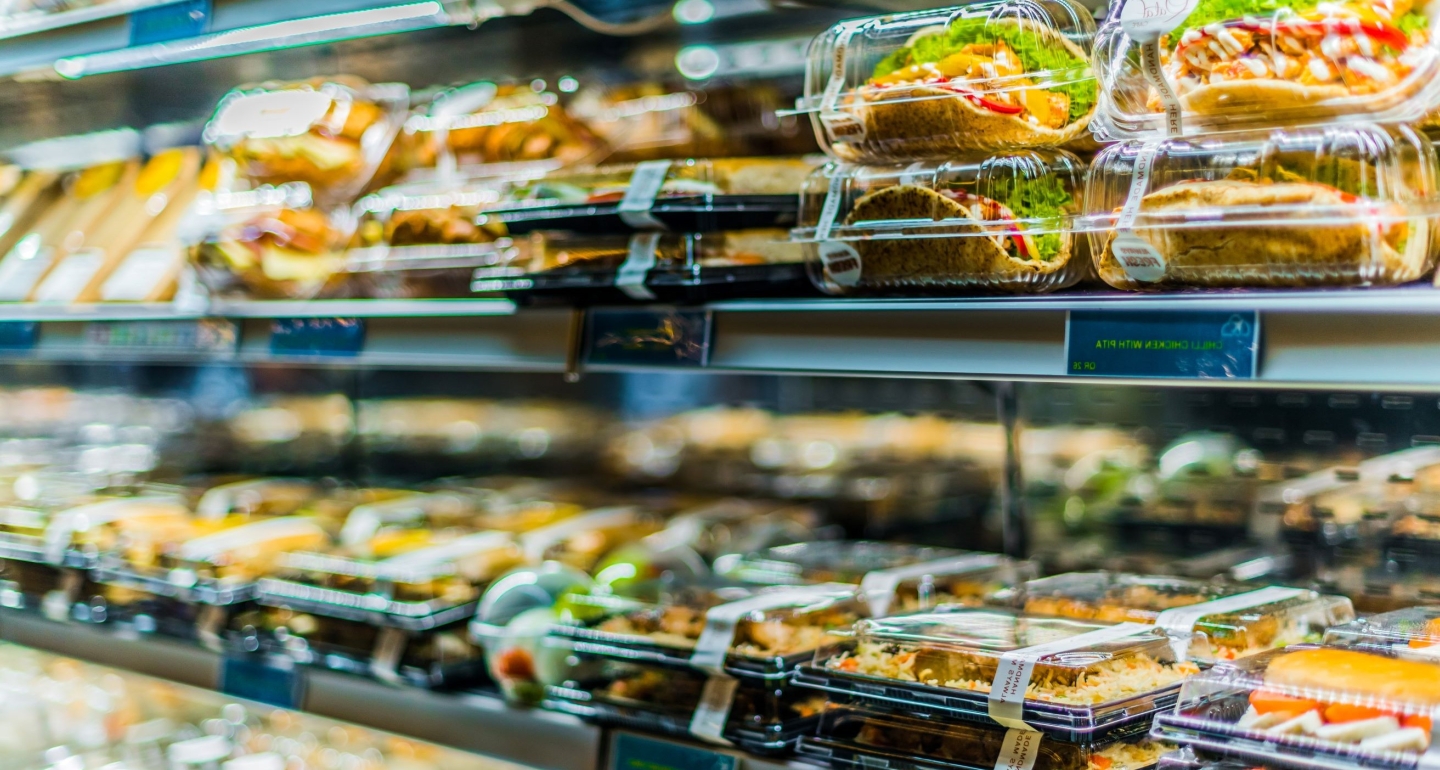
[85,319,238,357]
[0,322,38,352]
[269,318,365,358]
[610,732,736,770]
[1066,310,1259,379]
[130,0,211,47]
[219,653,305,710]
[584,308,712,368]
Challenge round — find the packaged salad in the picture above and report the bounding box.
[794,154,1088,296]
[1152,645,1440,767]
[1086,124,1439,289]
[796,2,1099,161]
[800,704,1171,770]
[799,609,1199,734]
[1094,0,1440,137]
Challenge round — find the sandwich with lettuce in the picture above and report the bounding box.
[844,14,1098,157]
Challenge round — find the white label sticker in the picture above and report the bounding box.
[616,232,660,301]
[819,241,862,287]
[688,674,740,745]
[0,235,55,302]
[1113,143,1167,282]
[995,728,1043,770]
[618,160,674,230]
[1119,0,1200,42]
[33,248,105,304]
[819,25,867,145]
[213,90,334,140]
[859,553,1006,617]
[814,170,847,242]
[988,622,1156,730]
[1154,586,1307,660]
[101,245,178,302]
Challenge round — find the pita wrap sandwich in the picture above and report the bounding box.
[1098,172,1431,289]
[1150,0,1433,119]
[837,16,1098,159]
[834,182,1077,292]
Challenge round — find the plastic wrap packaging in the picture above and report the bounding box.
[1324,605,1440,653]
[1086,124,1439,290]
[717,541,1031,615]
[405,81,608,172]
[798,608,1199,735]
[518,506,666,573]
[348,177,518,299]
[483,157,813,234]
[1152,645,1440,768]
[203,76,409,205]
[794,154,1089,296]
[1094,0,1440,138]
[800,704,1171,770]
[795,2,1099,161]
[995,572,1354,661]
[0,136,142,303]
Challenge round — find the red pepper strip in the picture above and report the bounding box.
[1175,17,1409,61]
[931,82,1026,114]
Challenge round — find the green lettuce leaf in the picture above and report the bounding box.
[873,16,1096,123]
[1399,9,1428,34]
[1172,0,1318,39]
[975,173,1074,261]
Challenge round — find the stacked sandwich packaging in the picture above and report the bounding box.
[791,2,1099,296]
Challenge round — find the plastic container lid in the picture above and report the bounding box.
[805,608,1198,732]
[1093,0,1440,138]
[800,704,1170,770]
[793,2,1098,161]
[998,572,1355,662]
[716,541,1032,615]
[404,81,608,170]
[1153,645,1440,765]
[1324,606,1440,653]
[793,155,1088,296]
[1085,123,1440,290]
[349,176,516,263]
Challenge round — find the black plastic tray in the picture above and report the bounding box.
[647,263,820,303]
[254,577,478,631]
[493,194,798,235]
[545,690,815,756]
[1152,710,1423,770]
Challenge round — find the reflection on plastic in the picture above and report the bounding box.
[1065,310,1258,379]
[585,308,712,367]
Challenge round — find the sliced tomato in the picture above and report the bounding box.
[1249,690,1322,715]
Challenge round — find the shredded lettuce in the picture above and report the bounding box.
[1399,9,1428,35]
[1173,0,1319,38]
[977,173,1074,261]
[871,16,1096,123]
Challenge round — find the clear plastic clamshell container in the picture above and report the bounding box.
[716,541,1033,614]
[1324,606,1440,653]
[995,572,1355,661]
[1093,0,1440,138]
[404,81,608,170]
[517,506,666,573]
[796,2,1099,161]
[548,583,864,679]
[799,704,1171,770]
[1086,123,1440,290]
[796,608,1199,734]
[794,155,1089,296]
[348,178,519,299]
[1152,645,1440,768]
[203,76,409,205]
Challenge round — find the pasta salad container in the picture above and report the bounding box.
[795,608,1200,737]
[547,582,864,679]
[347,177,519,299]
[1093,0,1440,138]
[203,76,409,205]
[793,2,1099,161]
[794,154,1089,296]
[715,540,1034,616]
[1086,123,1440,290]
[1151,645,1440,770]
[799,704,1172,770]
[994,572,1354,662]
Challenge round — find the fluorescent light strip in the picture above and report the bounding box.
[53,1,449,79]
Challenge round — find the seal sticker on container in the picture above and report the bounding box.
[618,160,674,229]
[212,90,335,140]
[1154,585,1307,660]
[616,232,661,301]
[818,25,867,145]
[1119,0,1196,136]
[995,727,1043,770]
[988,622,1156,730]
[859,553,1006,617]
[519,506,637,563]
[1111,143,1166,283]
[687,584,856,744]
